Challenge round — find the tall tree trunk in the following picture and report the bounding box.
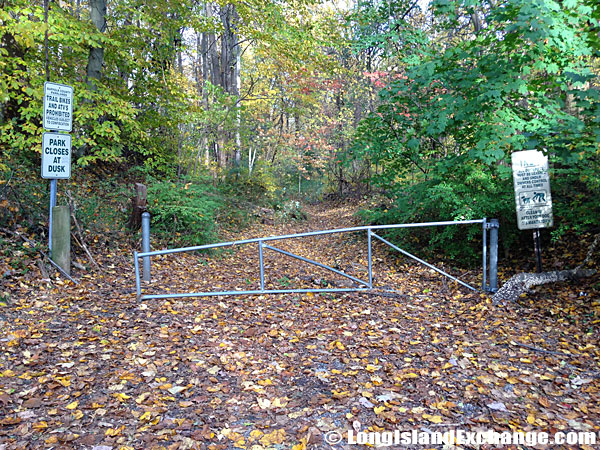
[86,0,106,90]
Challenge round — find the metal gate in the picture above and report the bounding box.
[133,218,499,301]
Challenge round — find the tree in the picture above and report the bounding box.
[353,0,600,257]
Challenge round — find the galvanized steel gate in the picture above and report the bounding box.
[133,218,499,301]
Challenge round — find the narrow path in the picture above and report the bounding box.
[1,201,599,449]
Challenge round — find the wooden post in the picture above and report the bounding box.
[51,205,71,276]
[128,183,147,230]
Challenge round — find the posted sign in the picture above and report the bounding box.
[43,82,73,132]
[511,150,553,230]
[41,132,71,179]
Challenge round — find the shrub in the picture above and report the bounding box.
[147,179,223,246]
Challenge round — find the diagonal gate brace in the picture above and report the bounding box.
[371,232,479,292]
[263,244,368,287]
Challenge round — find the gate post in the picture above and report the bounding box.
[142,212,151,282]
[488,219,499,293]
[367,228,373,288]
[258,240,265,290]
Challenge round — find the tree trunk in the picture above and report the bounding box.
[86,0,106,89]
[493,234,599,304]
[127,183,147,230]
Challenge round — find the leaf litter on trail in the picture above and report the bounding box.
[0,202,599,449]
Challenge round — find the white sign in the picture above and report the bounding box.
[41,132,71,179]
[43,82,73,132]
[511,150,553,230]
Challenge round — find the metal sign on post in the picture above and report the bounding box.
[511,150,553,230]
[42,81,73,260]
[41,132,71,179]
[512,150,553,272]
[43,82,73,132]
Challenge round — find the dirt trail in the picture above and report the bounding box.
[1,202,599,449]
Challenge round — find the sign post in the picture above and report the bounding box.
[42,82,73,260]
[511,150,553,272]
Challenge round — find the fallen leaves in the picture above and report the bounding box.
[1,202,599,449]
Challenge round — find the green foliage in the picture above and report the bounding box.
[360,162,516,261]
[147,179,223,246]
[0,164,48,233]
[353,0,600,258]
[220,164,279,205]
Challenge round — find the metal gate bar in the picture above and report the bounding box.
[134,218,496,300]
[140,288,371,301]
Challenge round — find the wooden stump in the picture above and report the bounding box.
[127,183,147,230]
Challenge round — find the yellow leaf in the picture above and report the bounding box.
[527,415,536,425]
[112,393,131,402]
[55,376,71,387]
[249,429,264,442]
[105,425,125,437]
[272,397,288,408]
[33,421,48,430]
[66,400,79,410]
[72,410,84,420]
[139,411,152,422]
[135,392,150,404]
[374,406,386,415]
[332,390,350,399]
[259,429,286,446]
[336,341,346,351]
[423,414,443,424]
[293,436,308,450]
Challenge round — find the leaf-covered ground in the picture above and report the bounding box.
[1,202,599,450]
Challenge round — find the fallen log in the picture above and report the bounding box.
[492,233,599,304]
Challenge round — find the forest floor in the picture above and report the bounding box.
[1,201,599,450]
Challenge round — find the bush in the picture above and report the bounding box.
[147,179,223,246]
[359,162,516,263]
